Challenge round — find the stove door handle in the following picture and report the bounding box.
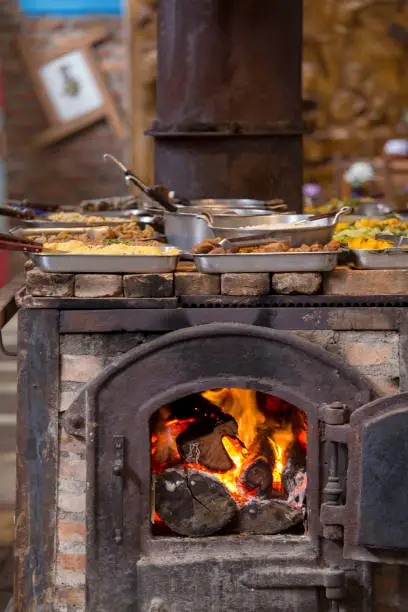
[112,435,125,544]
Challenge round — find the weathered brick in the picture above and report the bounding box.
[55,586,86,608]
[74,274,123,298]
[272,273,322,295]
[175,272,220,296]
[58,492,86,514]
[61,354,104,382]
[324,269,408,295]
[57,520,86,544]
[221,273,270,296]
[58,554,86,572]
[60,432,86,459]
[124,273,174,297]
[26,267,74,298]
[55,566,86,588]
[59,456,86,482]
[60,390,80,413]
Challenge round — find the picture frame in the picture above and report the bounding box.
[17,27,126,148]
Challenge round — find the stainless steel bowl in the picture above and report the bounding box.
[207,209,348,247]
[163,210,288,251]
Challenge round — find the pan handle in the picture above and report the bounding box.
[0,205,35,220]
[0,232,42,253]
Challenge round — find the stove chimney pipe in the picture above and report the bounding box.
[152,0,304,211]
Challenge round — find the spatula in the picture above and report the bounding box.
[104,154,179,213]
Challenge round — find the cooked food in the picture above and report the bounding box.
[193,239,341,255]
[26,221,155,246]
[304,198,366,215]
[334,217,408,249]
[46,212,125,224]
[79,195,141,212]
[43,240,179,255]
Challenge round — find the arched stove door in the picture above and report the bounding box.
[320,393,408,564]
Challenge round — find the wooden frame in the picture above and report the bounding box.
[17,27,126,148]
[126,0,155,184]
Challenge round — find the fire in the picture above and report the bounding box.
[151,389,307,507]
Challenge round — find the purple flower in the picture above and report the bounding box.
[303,183,322,199]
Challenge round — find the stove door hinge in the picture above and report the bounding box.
[318,403,349,541]
[112,435,125,544]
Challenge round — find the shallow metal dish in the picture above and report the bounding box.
[28,246,180,274]
[355,201,394,217]
[208,211,346,247]
[194,251,339,274]
[349,248,408,270]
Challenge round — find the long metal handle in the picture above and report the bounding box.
[0,205,35,220]
[112,435,125,544]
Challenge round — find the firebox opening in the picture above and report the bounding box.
[150,389,308,538]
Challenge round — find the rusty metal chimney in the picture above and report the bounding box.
[151,0,304,211]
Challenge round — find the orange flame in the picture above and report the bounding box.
[151,389,307,507]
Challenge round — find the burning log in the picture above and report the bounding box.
[240,458,273,496]
[282,439,307,507]
[237,499,304,535]
[154,467,237,537]
[176,416,240,471]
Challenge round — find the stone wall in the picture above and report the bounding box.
[54,327,404,611]
[0,0,127,205]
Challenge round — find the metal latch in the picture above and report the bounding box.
[112,435,125,544]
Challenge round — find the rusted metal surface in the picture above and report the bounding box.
[14,308,60,612]
[0,272,24,329]
[345,393,408,565]
[69,323,376,610]
[154,0,304,209]
[58,306,404,334]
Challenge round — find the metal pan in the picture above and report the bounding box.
[162,211,290,251]
[207,209,349,247]
[349,248,408,270]
[194,251,339,274]
[28,246,180,274]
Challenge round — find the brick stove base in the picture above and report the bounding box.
[54,329,404,611]
[14,267,408,612]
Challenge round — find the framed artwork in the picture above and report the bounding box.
[18,27,126,147]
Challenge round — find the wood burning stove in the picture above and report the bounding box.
[31,316,402,612]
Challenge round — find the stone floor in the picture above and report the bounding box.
[0,315,17,611]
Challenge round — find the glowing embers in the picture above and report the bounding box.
[151,389,307,537]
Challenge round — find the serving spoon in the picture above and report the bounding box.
[104,154,179,213]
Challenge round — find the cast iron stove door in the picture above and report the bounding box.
[321,393,408,564]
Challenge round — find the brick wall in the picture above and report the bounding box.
[0,0,128,205]
[55,329,405,611]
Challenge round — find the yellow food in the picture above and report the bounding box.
[347,238,394,250]
[44,240,179,255]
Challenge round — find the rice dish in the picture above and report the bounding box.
[44,240,179,255]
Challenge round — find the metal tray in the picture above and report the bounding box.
[350,248,408,270]
[194,251,339,274]
[207,210,347,247]
[28,246,180,274]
